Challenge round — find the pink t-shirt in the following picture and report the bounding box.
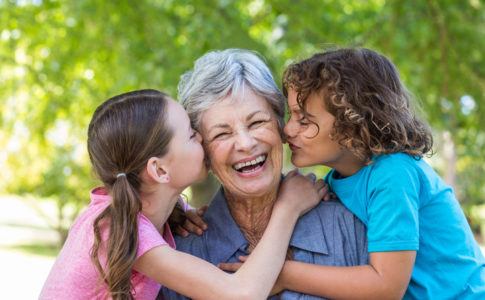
[40,187,176,300]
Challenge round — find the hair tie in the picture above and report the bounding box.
[116,173,126,178]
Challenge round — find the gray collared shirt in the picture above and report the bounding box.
[159,187,368,299]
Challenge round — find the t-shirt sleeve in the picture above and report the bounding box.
[366,159,420,252]
[136,214,169,259]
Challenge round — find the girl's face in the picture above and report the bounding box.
[284,88,359,174]
[165,99,207,189]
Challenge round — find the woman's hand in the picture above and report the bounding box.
[276,169,327,216]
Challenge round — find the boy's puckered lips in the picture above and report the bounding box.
[287,141,301,152]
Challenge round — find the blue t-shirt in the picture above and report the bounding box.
[327,153,485,299]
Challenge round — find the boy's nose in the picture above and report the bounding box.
[284,121,297,139]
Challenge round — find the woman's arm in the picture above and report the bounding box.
[135,171,326,300]
[278,251,416,299]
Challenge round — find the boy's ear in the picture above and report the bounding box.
[146,157,170,183]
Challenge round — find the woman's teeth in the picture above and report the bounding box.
[233,155,266,171]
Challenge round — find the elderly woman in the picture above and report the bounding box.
[160,49,368,299]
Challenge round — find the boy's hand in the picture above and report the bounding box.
[218,255,246,273]
[276,169,327,216]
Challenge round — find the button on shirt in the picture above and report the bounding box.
[160,187,368,299]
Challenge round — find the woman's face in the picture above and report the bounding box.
[200,89,283,198]
[165,99,207,189]
[284,88,345,169]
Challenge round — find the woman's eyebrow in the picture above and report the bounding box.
[207,123,231,135]
[247,110,270,120]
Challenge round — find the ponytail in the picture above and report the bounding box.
[91,174,141,300]
[87,89,172,299]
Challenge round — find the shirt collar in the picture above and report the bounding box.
[290,204,329,255]
[204,186,329,264]
[204,187,249,263]
[90,187,111,206]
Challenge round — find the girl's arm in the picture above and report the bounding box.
[134,171,326,299]
[277,251,416,299]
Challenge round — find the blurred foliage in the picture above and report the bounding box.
[1,0,484,241]
[6,242,59,257]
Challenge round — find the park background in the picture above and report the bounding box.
[1,0,484,298]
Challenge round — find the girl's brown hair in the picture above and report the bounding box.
[283,48,433,162]
[87,89,173,299]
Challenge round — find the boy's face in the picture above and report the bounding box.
[284,88,359,174]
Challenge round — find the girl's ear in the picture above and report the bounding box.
[146,157,170,183]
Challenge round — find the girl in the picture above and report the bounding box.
[40,89,326,299]
[279,48,485,299]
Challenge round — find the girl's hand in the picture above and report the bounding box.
[168,201,208,237]
[276,169,327,216]
[174,206,208,237]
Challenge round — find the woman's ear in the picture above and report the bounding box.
[146,157,170,183]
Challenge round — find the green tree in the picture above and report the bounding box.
[1,0,484,245]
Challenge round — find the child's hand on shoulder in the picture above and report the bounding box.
[168,201,208,237]
[276,169,327,216]
[174,206,208,237]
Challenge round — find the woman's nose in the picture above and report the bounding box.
[234,129,257,152]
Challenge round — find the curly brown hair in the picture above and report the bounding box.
[283,48,433,162]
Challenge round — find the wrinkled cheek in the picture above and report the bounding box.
[205,143,230,178]
[270,144,283,172]
[204,143,220,164]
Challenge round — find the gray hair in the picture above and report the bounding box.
[178,49,285,134]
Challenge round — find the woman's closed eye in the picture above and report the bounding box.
[249,119,269,128]
[212,132,230,141]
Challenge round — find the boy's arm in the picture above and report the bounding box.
[279,251,415,299]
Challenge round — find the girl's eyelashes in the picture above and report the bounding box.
[190,129,202,140]
[190,129,199,139]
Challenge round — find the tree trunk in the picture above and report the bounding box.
[442,131,458,198]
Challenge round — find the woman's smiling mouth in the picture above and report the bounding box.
[232,154,267,174]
